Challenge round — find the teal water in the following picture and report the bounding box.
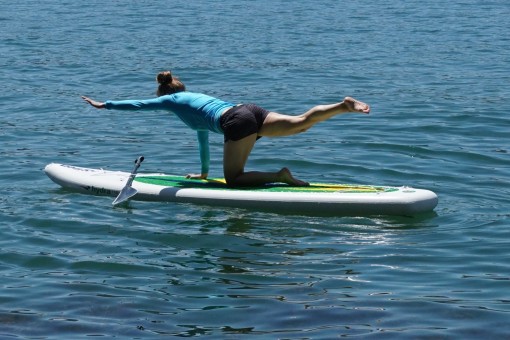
[1,0,509,338]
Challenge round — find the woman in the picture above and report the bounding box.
[82,71,370,187]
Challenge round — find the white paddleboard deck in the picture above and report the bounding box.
[44,163,438,216]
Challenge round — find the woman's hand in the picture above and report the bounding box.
[81,96,105,109]
[186,173,208,180]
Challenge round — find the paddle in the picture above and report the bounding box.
[112,156,144,206]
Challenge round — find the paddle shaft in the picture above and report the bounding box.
[125,156,144,187]
[112,156,144,205]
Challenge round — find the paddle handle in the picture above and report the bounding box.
[135,156,144,167]
[132,156,144,174]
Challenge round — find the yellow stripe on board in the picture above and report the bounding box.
[135,175,396,193]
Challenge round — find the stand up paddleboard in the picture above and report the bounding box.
[44,162,438,216]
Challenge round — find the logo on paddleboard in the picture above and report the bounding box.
[82,186,113,195]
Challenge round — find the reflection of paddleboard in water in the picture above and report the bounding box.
[44,162,438,216]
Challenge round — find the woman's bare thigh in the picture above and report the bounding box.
[258,112,306,137]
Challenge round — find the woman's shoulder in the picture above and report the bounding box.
[177,91,209,97]
[172,91,219,102]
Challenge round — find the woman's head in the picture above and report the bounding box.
[156,71,186,96]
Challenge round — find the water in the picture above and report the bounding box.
[1,0,509,338]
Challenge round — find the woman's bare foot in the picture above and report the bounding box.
[343,97,370,114]
[277,167,309,186]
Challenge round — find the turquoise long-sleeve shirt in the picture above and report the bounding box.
[104,92,235,174]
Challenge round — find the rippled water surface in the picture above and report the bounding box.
[1,0,509,338]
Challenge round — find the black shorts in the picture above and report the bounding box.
[220,104,270,142]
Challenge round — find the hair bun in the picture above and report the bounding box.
[157,71,173,85]
[156,70,185,96]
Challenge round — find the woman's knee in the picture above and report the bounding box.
[224,171,241,187]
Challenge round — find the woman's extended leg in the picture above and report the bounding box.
[259,97,370,137]
[223,133,308,187]
[222,97,369,187]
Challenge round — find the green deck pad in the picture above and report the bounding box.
[135,175,396,193]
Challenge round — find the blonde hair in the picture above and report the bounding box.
[156,71,186,96]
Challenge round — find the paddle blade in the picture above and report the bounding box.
[112,186,138,206]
